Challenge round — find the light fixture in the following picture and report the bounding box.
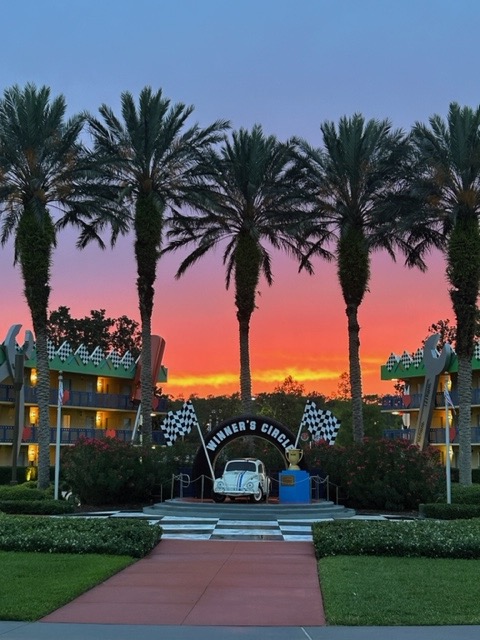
[30,369,37,386]
[29,407,38,425]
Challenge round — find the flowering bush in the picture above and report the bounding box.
[62,437,173,505]
[306,438,444,511]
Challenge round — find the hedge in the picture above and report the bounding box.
[0,500,74,515]
[312,518,480,559]
[0,514,162,557]
[419,503,480,520]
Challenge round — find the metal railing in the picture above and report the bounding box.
[0,425,167,445]
[381,388,480,411]
[0,383,168,411]
[168,472,339,504]
[383,427,480,444]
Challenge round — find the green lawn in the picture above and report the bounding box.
[319,555,480,626]
[0,551,134,621]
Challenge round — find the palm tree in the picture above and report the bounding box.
[0,84,125,488]
[409,103,480,485]
[88,87,228,439]
[298,115,415,442]
[165,125,328,413]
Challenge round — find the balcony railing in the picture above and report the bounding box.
[382,389,480,411]
[0,383,168,412]
[383,427,480,444]
[0,425,166,445]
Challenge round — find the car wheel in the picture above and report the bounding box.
[212,492,226,503]
[250,487,263,503]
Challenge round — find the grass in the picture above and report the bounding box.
[319,555,480,626]
[0,551,134,620]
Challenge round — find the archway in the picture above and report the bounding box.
[191,414,306,496]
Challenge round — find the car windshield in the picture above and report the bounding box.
[225,460,257,472]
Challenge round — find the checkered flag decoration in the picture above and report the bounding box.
[161,401,199,446]
[299,401,341,445]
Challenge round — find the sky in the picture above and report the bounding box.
[0,0,477,399]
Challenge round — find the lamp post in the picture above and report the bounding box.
[54,371,63,500]
[444,375,453,505]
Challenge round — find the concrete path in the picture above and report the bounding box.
[41,539,325,627]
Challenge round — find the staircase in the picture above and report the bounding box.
[143,498,355,521]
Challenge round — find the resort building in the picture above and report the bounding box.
[0,334,168,468]
[380,342,480,469]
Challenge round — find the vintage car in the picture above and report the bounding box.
[213,458,270,503]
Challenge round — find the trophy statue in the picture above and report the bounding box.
[286,448,303,470]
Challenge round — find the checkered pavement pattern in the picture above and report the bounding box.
[299,401,341,445]
[161,401,199,446]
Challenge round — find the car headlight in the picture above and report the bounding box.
[245,480,254,491]
[216,480,225,491]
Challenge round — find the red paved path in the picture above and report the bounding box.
[42,539,326,627]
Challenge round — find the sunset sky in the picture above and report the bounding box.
[0,1,477,399]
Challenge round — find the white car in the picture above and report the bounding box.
[213,458,270,503]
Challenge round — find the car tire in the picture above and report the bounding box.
[212,492,226,503]
[250,487,263,503]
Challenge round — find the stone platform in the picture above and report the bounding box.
[143,498,355,521]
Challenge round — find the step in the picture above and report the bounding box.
[143,498,355,521]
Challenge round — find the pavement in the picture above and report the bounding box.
[1,526,480,638]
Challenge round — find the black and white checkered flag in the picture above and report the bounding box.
[299,401,341,445]
[161,401,199,446]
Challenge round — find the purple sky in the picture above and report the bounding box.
[0,1,477,397]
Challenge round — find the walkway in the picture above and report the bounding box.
[41,539,326,626]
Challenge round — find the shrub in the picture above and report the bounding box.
[0,514,162,557]
[62,437,178,505]
[0,467,55,485]
[451,484,480,505]
[312,518,480,559]
[0,485,47,501]
[0,500,74,515]
[306,438,444,511]
[419,503,480,520]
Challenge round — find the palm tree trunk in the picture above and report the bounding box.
[238,317,253,413]
[35,327,51,489]
[139,311,152,443]
[134,193,163,442]
[457,355,473,485]
[346,302,364,442]
[18,203,54,488]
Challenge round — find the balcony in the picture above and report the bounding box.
[383,427,480,444]
[382,389,480,411]
[0,425,167,446]
[0,383,168,412]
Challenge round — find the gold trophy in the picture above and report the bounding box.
[286,448,303,470]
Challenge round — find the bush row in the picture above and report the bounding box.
[0,467,55,485]
[0,514,162,557]
[0,484,49,501]
[449,468,480,483]
[419,503,480,520]
[0,500,74,515]
[312,518,480,559]
[450,483,480,504]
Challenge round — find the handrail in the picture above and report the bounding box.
[168,472,341,504]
